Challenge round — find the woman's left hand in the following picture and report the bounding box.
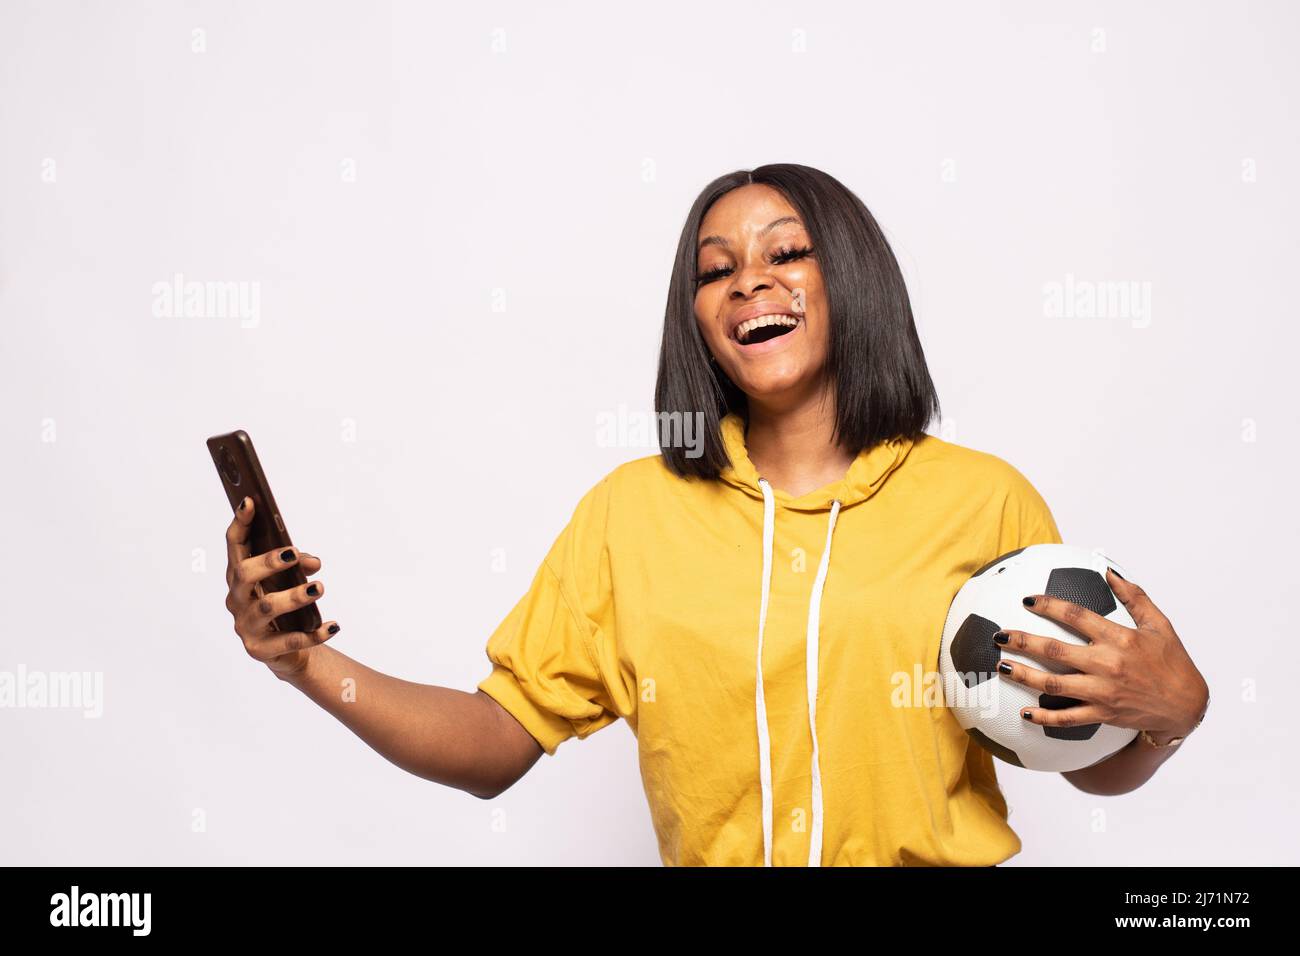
[994,567,1209,745]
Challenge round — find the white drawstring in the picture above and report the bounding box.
[806,497,841,866]
[754,478,842,867]
[755,479,777,867]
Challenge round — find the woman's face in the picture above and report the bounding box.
[693,184,830,405]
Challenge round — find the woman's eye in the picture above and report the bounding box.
[695,265,733,284]
[771,244,814,264]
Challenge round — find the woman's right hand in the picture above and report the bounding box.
[224,496,339,680]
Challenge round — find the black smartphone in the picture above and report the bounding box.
[206,430,322,634]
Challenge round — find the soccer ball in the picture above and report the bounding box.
[938,544,1139,772]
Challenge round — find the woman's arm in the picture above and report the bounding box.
[222,496,543,801]
[279,644,544,799]
[1060,701,1206,795]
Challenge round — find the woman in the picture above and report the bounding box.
[222,164,1210,866]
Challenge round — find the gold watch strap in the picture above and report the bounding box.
[1139,692,1209,749]
[1139,728,1185,748]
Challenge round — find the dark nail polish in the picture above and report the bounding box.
[280,549,295,562]
[997,661,1013,675]
[1110,567,1125,580]
[993,631,1009,645]
[1021,710,1033,720]
[327,623,340,635]
[238,498,247,511]
[1022,596,1036,607]
[306,584,319,597]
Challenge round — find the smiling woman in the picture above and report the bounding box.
[655,165,940,490]
[471,165,1077,866]
[222,163,1204,867]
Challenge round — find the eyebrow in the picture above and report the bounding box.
[698,216,802,252]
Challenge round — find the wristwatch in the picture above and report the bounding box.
[1139,692,1209,749]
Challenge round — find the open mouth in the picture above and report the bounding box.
[734,313,801,346]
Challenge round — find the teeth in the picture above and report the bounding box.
[735,313,798,342]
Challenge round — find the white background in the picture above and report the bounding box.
[1,0,1295,865]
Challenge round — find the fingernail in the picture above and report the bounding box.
[327,623,340,635]
[306,584,319,597]
[997,661,1013,675]
[238,498,247,511]
[993,631,1009,645]
[1111,567,1126,580]
[280,549,295,562]
[1021,710,1033,720]
[1022,596,1036,607]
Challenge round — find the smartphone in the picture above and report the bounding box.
[206,429,322,634]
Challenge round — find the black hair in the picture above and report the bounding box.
[653,163,941,480]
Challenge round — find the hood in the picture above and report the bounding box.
[715,410,916,866]
[717,412,916,513]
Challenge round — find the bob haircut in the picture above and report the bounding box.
[654,163,942,480]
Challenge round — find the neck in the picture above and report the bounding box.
[743,389,857,499]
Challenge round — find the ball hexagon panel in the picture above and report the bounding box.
[1044,567,1116,617]
[1040,692,1101,741]
[950,613,1003,688]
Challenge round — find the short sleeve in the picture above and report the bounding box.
[997,463,1063,553]
[476,477,622,756]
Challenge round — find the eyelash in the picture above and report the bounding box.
[695,244,815,285]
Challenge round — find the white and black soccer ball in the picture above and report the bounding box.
[938,544,1139,772]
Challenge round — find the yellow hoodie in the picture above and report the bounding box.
[477,412,1062,866]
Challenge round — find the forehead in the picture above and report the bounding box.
[699,184,800,235]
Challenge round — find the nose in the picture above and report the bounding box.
[730,273,774,299]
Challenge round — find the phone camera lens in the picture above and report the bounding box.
[218,447,241,486]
